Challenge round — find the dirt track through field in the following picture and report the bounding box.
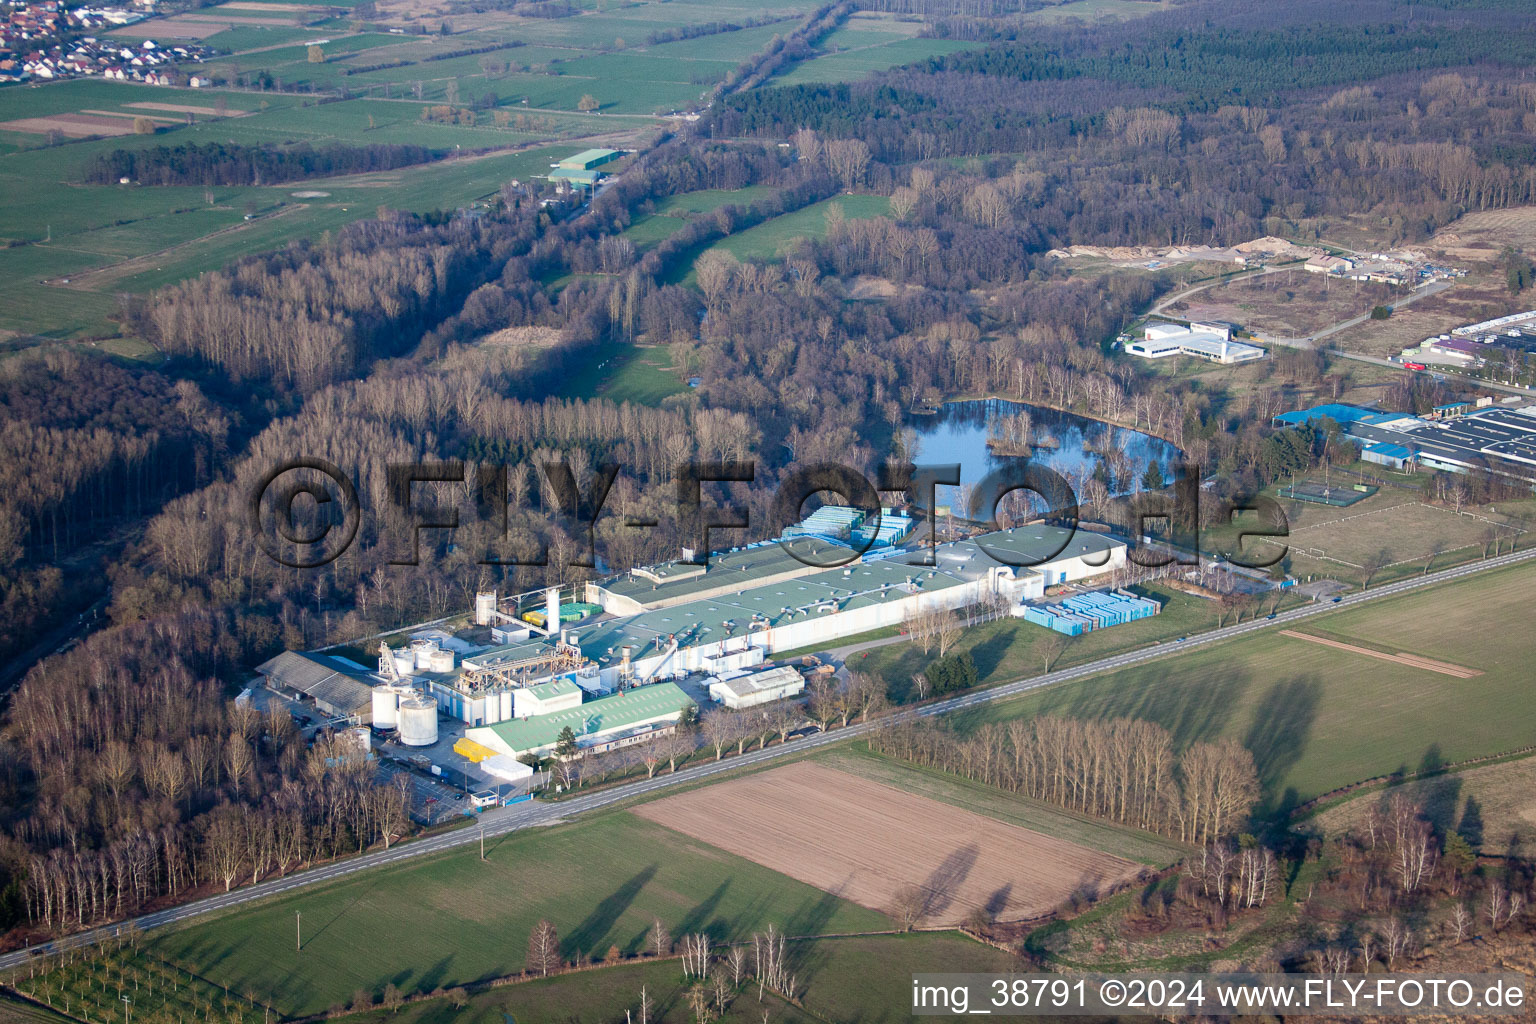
[1279,630,1480,678]
[632,761,1142,925]
[0,114,136,137]
[126,102,248,117]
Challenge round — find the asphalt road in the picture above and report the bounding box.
[1253,279,1532,398]
[4,544,1534,969]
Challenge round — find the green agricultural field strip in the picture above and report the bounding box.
[147,811,890,1017]
[3,545,1530,975]
[952,559,1536,806]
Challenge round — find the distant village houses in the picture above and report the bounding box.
[1,0,209,84]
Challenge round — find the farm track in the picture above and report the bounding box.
[2,544,1534,967]
[1277,629,1480,678]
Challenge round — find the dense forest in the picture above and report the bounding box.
[720,0,1536,244]
[84,142,446,188]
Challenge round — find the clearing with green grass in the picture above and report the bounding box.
[554,343,687,405]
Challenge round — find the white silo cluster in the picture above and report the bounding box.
[370,683,416,730]
[386,639,457,679]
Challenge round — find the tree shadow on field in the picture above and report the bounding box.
[675,878,730,941]
[984,883,1013,921]
[566,865,656,958]
[302,877,385,948]
[1049,663,1251,751]
[920,843,980,921]
[1459,797,1485,849]
[785,887,849,990]
[1243,675,1321,819]
[1406,744,1463,838]
[968,629,1016,681]
[403,955,453,995]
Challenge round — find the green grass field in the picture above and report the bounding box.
[0,128,573,336]
[149,812,891,1017]
[770,35,974,86]
[555,343,688,405]
[711,194,890,260]
[857,581,1235,704]
[666,194,891,285]
[951,561,1536,815]
[0,0,820,337]
[329,931,1011,1024]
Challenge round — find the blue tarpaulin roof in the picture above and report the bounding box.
[1274,403,1400,427]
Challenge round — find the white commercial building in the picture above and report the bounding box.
[1124,322,1265,364]
[513,679,584,718]
[709,665,806,709]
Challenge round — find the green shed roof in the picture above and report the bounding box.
[558,148,621,170]
[485,682,693,754]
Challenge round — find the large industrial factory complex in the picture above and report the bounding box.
[258,519,1129,765]
[1274,401,1536,482]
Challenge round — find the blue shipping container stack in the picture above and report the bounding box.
[1020,590,1159,636]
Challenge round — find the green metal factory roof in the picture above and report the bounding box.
[456,526,1122,684]
[484,682,693,753]
[600,539,846,603]
[558,148,622,170]
[525,679,581,701]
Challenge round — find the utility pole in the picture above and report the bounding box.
[480,819,485,861]
[296,911,301,952]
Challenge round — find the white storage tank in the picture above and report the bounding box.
[475,590,498,626]
[397,696,439,746]
[371,685,401,729]
[428,648,455,673]
[412,641,438,670]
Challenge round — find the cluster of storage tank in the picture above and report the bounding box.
[371,684,440,746]
[1017,590,1160,636]
[389,639,456,677]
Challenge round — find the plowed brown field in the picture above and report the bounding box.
[633,761,1143,925]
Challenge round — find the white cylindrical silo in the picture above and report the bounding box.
[475,590,498,626]
[428,648,455,673]
[413,641,438,670]
[371,685,400,728]
[397,696,439,746]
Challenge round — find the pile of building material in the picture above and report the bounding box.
[1016,590,1160,636]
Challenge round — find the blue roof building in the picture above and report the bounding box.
[1272,403,1400,428]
